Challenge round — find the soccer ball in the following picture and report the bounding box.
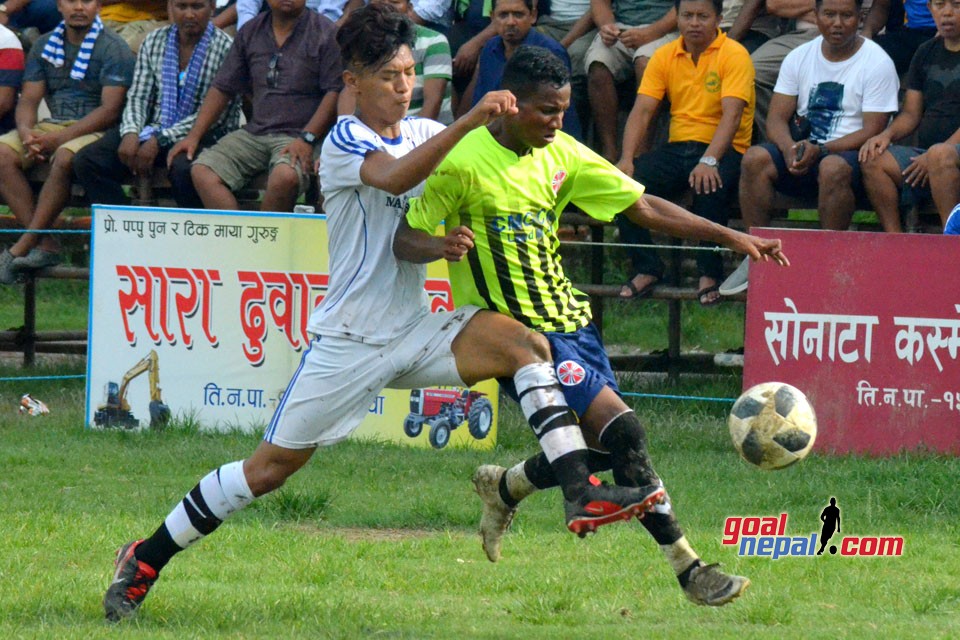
[728,382,817,470]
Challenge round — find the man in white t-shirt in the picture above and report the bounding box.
[721,0,898,294]
[101,5,664,623]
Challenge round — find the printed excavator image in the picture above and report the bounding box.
[94,350,172,429]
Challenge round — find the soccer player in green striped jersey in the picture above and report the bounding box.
[396,44,789,606]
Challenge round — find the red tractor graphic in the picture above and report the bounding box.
[403,388,494,449]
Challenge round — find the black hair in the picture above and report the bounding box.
[336,4,417,73]
[673,0,724,16]
[491,0,536,12]
[814,0,864,8]
[500,46,570,100]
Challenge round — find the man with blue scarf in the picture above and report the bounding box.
[74,0,239,208]
[0,0,133,285]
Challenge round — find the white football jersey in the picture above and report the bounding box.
[309,115,446,344]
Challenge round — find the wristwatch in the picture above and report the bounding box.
[299,131,318,145]
[818,143,830,159]
[698,155,718,167]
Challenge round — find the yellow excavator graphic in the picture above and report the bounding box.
[94,349,172,429]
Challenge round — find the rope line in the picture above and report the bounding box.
[561,239,732,252]
[621,391,735,404]
[0,374,736,406]
[0,229,91,235]
[0,374,86,382]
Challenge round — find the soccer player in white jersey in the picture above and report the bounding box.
[102,5,664,622]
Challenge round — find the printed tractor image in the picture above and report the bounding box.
[94,350,172,430]
[403,388,493,449]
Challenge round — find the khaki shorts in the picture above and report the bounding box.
[0,121,104,170]
[264,306,480,449]
[193,128,316,195]
[584,24,678,83]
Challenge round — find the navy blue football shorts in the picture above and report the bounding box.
[500,322,619,417]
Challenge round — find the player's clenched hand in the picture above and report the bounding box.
[463,90,518,128]
[441,226,475,262]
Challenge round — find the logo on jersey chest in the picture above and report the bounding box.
[551,169,568,194]
[385,195,409,213]
[557,360,586,386]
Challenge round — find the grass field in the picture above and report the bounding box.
[1,364,959,639]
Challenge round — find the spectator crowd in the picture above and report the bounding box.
[0,0,957,290]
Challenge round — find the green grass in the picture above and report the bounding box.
[1,370,959,639]
[0,279,89,333]
[0,255,956,638]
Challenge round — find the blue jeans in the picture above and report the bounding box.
[617,141,742,281]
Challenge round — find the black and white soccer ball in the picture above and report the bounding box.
[728,382,817,470]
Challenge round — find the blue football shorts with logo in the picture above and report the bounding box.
[499,323,619,417]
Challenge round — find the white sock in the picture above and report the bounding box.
[164,460,254,549]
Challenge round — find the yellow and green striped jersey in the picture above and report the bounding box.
[407,128,645,333]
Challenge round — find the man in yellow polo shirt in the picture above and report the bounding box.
[615,0,754,306]
[101,0,168,51]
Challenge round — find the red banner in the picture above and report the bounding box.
[744,229,960,455]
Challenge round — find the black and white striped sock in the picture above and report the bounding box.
[135,460,254,572]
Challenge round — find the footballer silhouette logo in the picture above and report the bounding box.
[817,497,841,555]
[556,360,585,386]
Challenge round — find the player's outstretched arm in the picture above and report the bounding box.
[393,219,475,263]
[359,91,518,196]
[624,194,790,265]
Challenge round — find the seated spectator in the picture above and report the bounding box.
[101,0,169,52]
[73,0,239,208]
[586,0,678,161]
[339,0,453,123]
[859,0,960,231]
[741,0,818,142]
[0,0,61,36]
[449,0,494,93]
[535,0,597,124]
[236,0,361,29]
[722,0,782,53]
[721,0,898,294]
[462,0,581,138]
[409,0,455,34]
[0,23,24,134]
[615,0,753,304]
[0,0,133,285]
[863,0,937,75]
[447,0,538,101]
[173,0,341,213]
